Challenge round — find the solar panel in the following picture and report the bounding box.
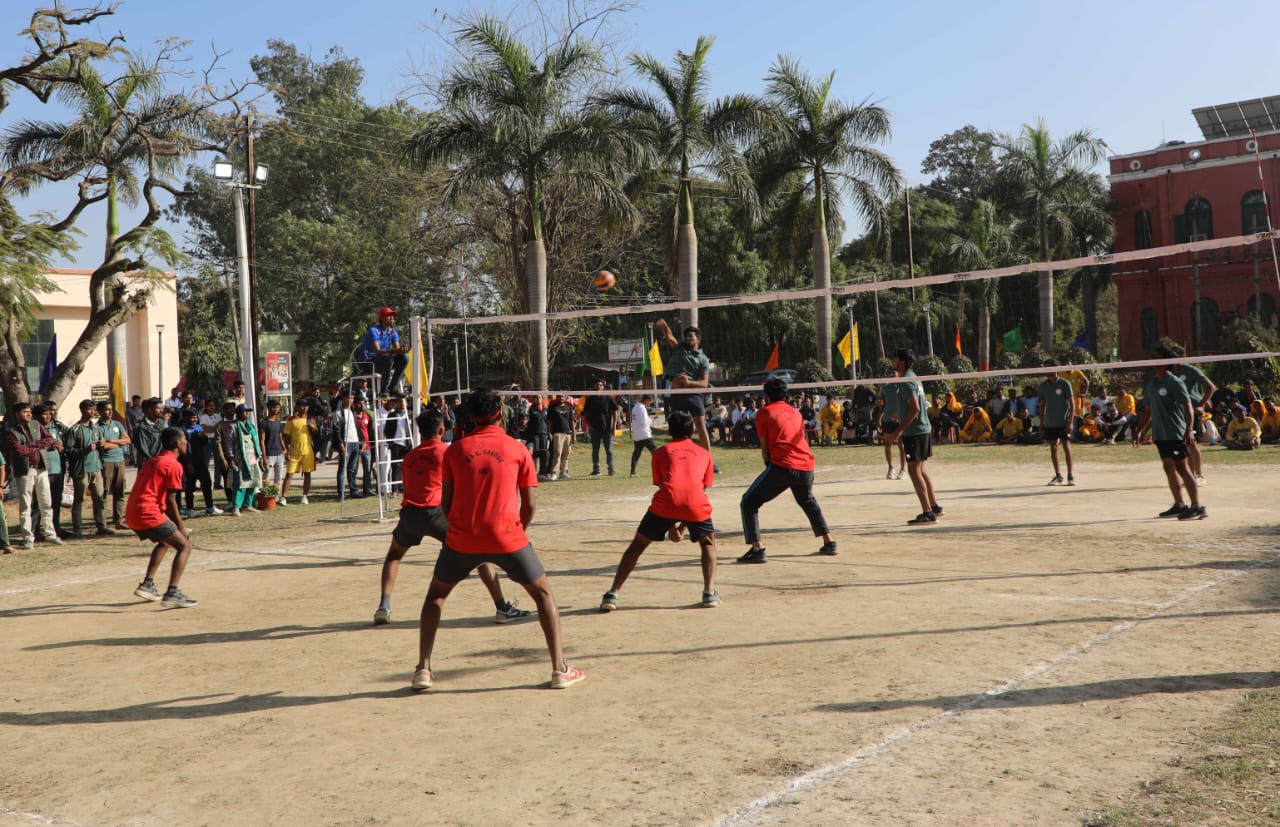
[1193,96,1280,139]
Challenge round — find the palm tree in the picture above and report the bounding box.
[3,52,211,400]
[945,199,1027,370]
[994,118,1107,350]
[595,35,765,330]
[1064,175,1115,354]
[404,15,638,388]
[753,56,901,372]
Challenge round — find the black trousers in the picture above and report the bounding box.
[630,438,657,474]
[740,464,827,545]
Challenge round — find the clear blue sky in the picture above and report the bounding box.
[7,0,1280,267]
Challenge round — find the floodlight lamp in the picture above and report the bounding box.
[156,323,166,334]
[254,163,269,183]
[213,161,234,180]
[1188,149,1202,161]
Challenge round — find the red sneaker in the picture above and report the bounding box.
[550,663,585,689]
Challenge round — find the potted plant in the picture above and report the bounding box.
[256,480,281,510]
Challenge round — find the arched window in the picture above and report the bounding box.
[1134,210,1153,249]
[1186,197,1213,240]
[1241,190,1269,234]
[1190,298,1220,350]
[1247,292,1278,328]
[1140,308,1159,349]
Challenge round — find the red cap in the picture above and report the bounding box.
[378,307,397,318]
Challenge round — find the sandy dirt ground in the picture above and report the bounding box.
[1,454,1277,827]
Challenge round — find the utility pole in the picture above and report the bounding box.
[246,112,261,401]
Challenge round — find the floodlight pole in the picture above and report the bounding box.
[232,185,258,416]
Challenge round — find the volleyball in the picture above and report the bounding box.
[593,269,617,291]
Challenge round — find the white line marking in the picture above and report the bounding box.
[713,551,1280,827]
[0,804,80,825]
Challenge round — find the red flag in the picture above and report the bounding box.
[763,342,779,371]
[954,324,963,357]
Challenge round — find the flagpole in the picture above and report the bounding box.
[847,304,856,386]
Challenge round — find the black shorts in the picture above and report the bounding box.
[637,510,715,542]
[134,520,178,544]
[392,505,448,548]
[433,543,546,585]
[901,433,932,463]
[1042,426,1069,443]
[668,392,705,417]
[1155,439,1188,460]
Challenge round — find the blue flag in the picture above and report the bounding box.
[37,333,57,394]
[1071,330,1090,351]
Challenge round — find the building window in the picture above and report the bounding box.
[1241,190,1269,234]
[1134,210,1153,249]
[1140,308,1159,349]
[20,319,55,394]
[1185,197,1213,240]
[1247,292,1278,328]
[1190,298,1220,351]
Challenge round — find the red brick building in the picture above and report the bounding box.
[1108,98,1280,358]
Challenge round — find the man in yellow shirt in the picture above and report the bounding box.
[1223,404,1261,450]
[994,409,1024,444]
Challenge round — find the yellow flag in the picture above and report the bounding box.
[836,329,852,368]
[647,336,663,379]
[111,356,125,413]
[852,322,861,361]
[412,345,430,401]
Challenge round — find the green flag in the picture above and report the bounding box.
[1002,326,1023,355]
[634,329,650,381]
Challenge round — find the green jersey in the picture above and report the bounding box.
[1175,363,1210,404]
[1144,372,1191,441]
[64,420,103,476]
[1037,377,1073,428]
[663,343,710,384]
[98,419,126,463]
[883,370,930,437]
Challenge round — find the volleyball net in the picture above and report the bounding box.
[410,230,1280,404]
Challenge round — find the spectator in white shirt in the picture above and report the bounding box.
[629,394,656,477]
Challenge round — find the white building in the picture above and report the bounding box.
[23,268,181,407]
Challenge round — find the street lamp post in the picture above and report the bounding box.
[156,323,165,396]
[213,160,268,416]
[923,302,935,357]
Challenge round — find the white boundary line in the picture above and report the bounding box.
[712,548,1280,827]
[0,804,78,825]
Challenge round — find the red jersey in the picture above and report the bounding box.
[649,438,714,522]
[401,439,446,508]
[442,425,538,554]
[755,401,815,471]
[126,451,183,530]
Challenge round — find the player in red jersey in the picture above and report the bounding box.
[599,410,720,611]
[127,427,198,608]
[737,377,836,564]
[373,408,532,625]
[411,388,583,691]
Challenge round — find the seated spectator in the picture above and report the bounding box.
[1238,379,1259,407]
[358,307,409,395]
[935,391,963,442]
[799,396,819,444]
[1260,399,1280,444]
[986,387,1011,421]
[819,396,842,446]
[994,408,1023,444]
[1099,401,1128,444]
[957,405,992,443]
[1075,405,1103,443]
[706,397,730,445]
[1200,409,1220,446]
[1223,404,1261,450]
[1014,406,1043,444]
[732,398,758,447]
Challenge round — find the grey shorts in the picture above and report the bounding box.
[392,506,448,549]
[668,392,705,417]
[433,543,546,585]
[134,520,178,544]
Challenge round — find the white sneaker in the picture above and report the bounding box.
[886,467,894,479]
[278,497,288,507]
[299,495,309,505]
[896,467,906,480]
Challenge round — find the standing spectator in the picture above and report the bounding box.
[95,401,131,528]
[228,380,247,408]
[34,402,69,540]
[546,393,575,480]
[124,395,145,463]
[629,394,657,477]
[281,401,317,506]
[213,401,238,509]
[259,400,286,488]
[1037,360,1076,486]
[64,399,110,538]
[336,397,373,499]
[299,384,331,463]
[0,449,11,553]
[228,404,263,514]
[132,397,166,466]
[163,387,184,413]
[180,407,219,517]
[583,380,618,476]
[737,378,837,563]
[380,396,411,493]
[359,307,409,395]
[522,397,552,479]
[198,397,224,490]
[5,403,62,549]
